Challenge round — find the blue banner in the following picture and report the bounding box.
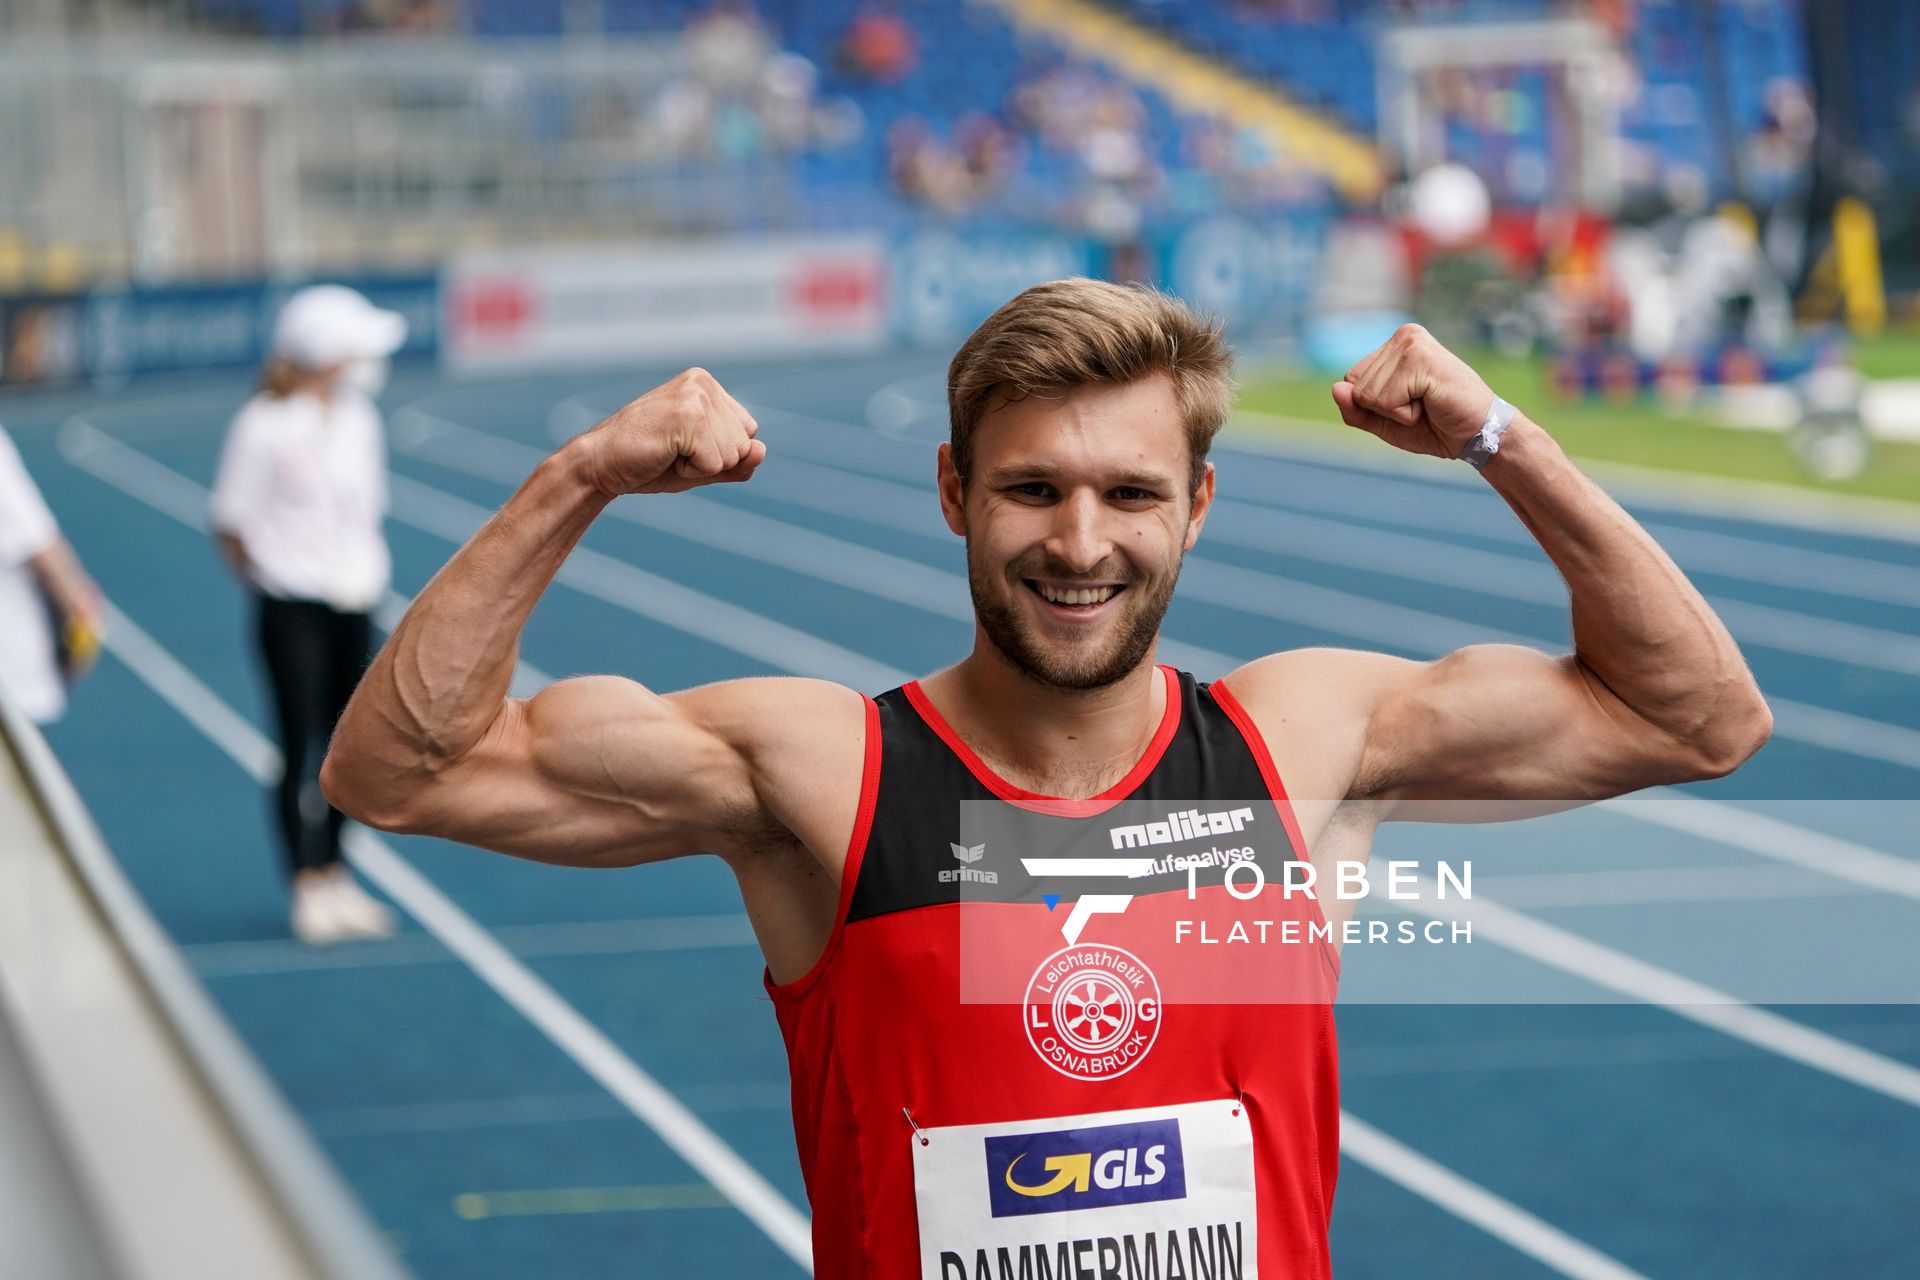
[0,274,442,386]
[1153,212,1331,340]
[889,230,1097,348]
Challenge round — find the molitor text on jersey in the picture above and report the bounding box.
[1109,807,1256,849]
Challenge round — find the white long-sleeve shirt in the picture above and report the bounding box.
[210,389,390,612]
[0,423,63,722]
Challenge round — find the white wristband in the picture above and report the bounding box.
[1459,395,1517,471]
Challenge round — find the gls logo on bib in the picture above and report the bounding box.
[984,1118,1187,1219]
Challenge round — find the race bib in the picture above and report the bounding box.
[912,1098,1257,1279]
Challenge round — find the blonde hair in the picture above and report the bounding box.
[259,355,328,399]
[946,278,1235,492]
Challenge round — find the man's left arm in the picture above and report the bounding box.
[1229,324,1772,805]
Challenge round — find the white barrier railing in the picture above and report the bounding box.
[0,681,408,1280]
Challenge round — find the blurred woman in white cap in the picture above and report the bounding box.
[211,284,405,944]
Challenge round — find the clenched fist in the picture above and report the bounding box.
[1331,324,1500,460]
[577,368,766,496]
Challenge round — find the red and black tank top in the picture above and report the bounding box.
[768,666,1339,1279]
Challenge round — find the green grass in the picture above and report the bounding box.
[1237,333,1920,507]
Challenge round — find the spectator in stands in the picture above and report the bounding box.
[0,423,101,725]
[347,0,451,35]
[211,286,403,946]
[684,0,776,99]
[956,112,1018,198]
[653,75,716,158]
[759,52,822,152]
[1741,79,1818,287]
[839,2,918,85]
[887,117,973,211]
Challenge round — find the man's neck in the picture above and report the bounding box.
[918,642,1166,799]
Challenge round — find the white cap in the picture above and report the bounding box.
[271,285,408,370]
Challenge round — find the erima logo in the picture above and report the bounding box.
[984,1119,1186,1218]
[940,843,999,884]
[1109,807,1255,849]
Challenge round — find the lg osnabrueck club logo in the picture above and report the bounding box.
[1024,943,1160,1082]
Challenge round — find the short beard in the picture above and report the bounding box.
[968,546,1180,691]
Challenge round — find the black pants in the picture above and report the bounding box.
[256,595,372,876]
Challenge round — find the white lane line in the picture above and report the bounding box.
[77,411,1649,1280]
[1468,864,1864,909]
[1757,698,1920,772]
[1608,793,1920,902]
[59,416,211,526]
[185,914,761,979]
[307,1084,796,1141]
[1217,455,1920,609]
[97,600,817,1271]
[1695,596,1920,677]
[1406,879,1920,1110]
[1338,1115,1651,1280]
[1204,501,1920,678]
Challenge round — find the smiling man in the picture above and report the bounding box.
[322,278,1770,1277]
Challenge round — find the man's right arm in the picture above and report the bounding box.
[319,368,812,869]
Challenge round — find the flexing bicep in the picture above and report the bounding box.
[1355,644,1698,802]
[1226,646,1691,812]
[395,675,765,867]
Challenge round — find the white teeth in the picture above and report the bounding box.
[1038,583,1117,606]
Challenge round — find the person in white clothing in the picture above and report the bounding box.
[0,422,102,725]
[211,285,405,945]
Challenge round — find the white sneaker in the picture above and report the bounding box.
[324,876,398,940]
[291,880,354,945]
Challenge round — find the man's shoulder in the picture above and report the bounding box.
[667,676,870,762]
[1217,647,1417,709]
[1213,648,1426,804]
[665,677,872,873]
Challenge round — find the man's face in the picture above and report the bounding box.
[938,374,1214,690]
